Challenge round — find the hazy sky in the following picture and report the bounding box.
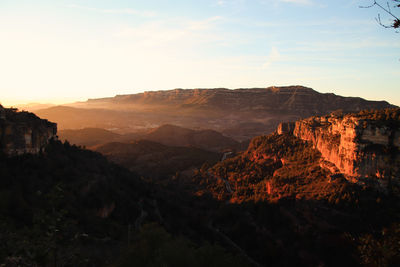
[1,0,399,106]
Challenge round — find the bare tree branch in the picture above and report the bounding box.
[360,0,400,30]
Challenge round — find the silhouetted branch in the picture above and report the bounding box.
[360,0,400,30]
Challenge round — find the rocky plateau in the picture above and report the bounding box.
[35,86,396,141]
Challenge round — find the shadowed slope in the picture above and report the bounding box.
[94,140,221,179]
[144,124,241,152]
[59,128,122,147]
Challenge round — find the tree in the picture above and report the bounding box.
[361,0,400,30]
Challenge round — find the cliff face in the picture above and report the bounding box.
[85,86,395,116]
[0,105,57,155]
[278,109,400,188]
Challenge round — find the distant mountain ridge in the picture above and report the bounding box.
[36,86,396,140]
[80,86,395,114]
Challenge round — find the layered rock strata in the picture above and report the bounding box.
[278,110,400,188]
[0,105,57,155]
[84,86,395,116]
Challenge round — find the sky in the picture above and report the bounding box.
[0,0,399,106]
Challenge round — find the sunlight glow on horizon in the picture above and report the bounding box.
[1,0,399,106]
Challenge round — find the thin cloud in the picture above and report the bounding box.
[280,0,313,5]
[66,4,157,18]
[187,16,223,30]
[113,16,224,48]
[216,0,227,6]
[214,0,247,8]
[263,46,281,68]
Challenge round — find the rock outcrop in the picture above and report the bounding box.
[0,105,57,155]
[277,109,400,189]
[276,122,295,135]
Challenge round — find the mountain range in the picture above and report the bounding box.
[34,86,396,141]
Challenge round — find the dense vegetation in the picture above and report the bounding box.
[0,140,243,266]
[190,133,400,266]
[1,120,399,266]
[94,140,221,180]
[195,133,354,203]
[327,108,400,127]
[0,140,146,265]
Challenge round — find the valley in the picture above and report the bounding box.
[1,91,400,266]
[32,86,394,141]
[3,0,400,265]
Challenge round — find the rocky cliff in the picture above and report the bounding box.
[278,109,400,189]
[83,86,395,116]
[0,105,57,155]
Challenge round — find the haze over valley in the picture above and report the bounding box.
[34,86,395,142]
